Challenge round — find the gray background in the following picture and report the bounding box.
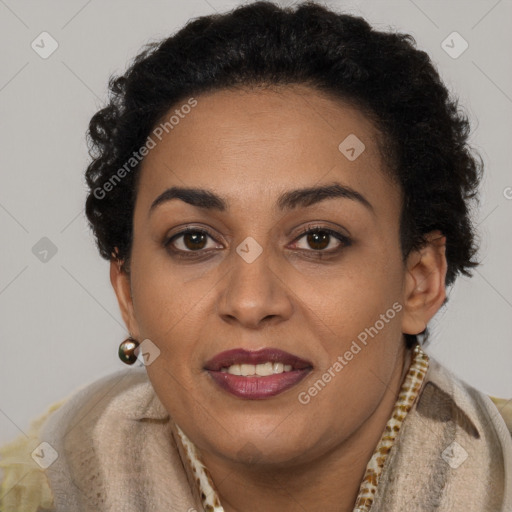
[1,0,511,445]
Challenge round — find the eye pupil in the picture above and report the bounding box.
[168,226,346,258]
[307,231,330,250]
[184,232,207,250]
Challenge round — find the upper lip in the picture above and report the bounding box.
[204,348,313,371]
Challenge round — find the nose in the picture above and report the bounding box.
[216,247,294,329]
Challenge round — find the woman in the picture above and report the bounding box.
[1,1,511,511]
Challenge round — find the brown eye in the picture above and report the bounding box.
[182,231,208,250]
[291,226,352,255]
[305,230,330,250]
[165,228,221,255]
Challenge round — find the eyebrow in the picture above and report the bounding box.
[148,182,374,216]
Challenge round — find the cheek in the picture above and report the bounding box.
[289,248,404,343]
[290,245,405,400]
[129,256,209,414]
[291,292,404,444]
[129,249,198,362]
[130,237,197,328]
[312,261,405,412]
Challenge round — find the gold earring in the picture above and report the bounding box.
[118,337,140,365]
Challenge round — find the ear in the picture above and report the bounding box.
[110,249,140,339]
[401,231,447,335]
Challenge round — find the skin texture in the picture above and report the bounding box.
[110,84,447,512]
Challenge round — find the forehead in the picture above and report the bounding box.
[136,85,399,216]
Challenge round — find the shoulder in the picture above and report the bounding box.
[416,353,512,508]
[423,354,512,441]
[488,396,512,436]
[0,367,157,512]
[0,398,65,512]
[373,350,512,511]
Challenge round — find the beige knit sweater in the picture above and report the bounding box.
[1,353,511,511]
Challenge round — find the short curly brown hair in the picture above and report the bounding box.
[84,1,482,346]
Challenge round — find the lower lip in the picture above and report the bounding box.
[206,369,311,399]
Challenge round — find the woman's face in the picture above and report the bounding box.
[114,85,431,466]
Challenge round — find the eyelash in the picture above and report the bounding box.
[164,224,352,260]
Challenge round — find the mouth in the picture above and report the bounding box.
[204,348,313,399]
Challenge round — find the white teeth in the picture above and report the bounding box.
[272,362,284,374]
[256,362,274,376]
[221,362,295,376]
[240,364,254,376]
[229,364,242,375]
